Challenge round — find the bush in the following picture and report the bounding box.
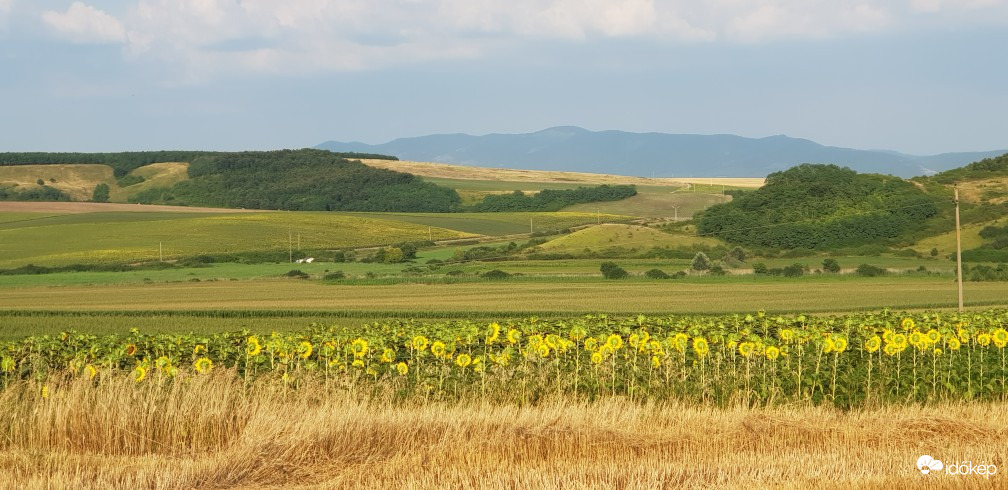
[709,265,727,276]
[644,268,670,279]
[728,246,747,262]
[91,183,110,203]
[822,258,840,273]
[671,271,687,279]
[855,264,887,277]
[600,262,629,279]
[782,264,806,277]
[752,262,768,274]
[691,252,711,271]
[284,269,310,279]
[931,247,939,257]
[482,269,511,280]
[323,271,346,280]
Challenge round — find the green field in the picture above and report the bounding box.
[340,211,629,236]
[535,223,722,253]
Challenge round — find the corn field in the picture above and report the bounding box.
[4,310,1008,408]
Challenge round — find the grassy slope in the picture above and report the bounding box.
[358,159,760,218]
[0,162,191,203]
[340,211,630,236]
[0,211,473,267]
[535,223,722,253]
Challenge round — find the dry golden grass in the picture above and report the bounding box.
[2,372,1005,489]
[0,164,115,201]
[357,159,766,188]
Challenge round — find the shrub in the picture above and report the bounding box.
[728,246,747,262]
[822,258,840,273]
[644,268,670,279]
[709,265,727,276]
[91,183,110,203]
[323,271,346,280]
[752,262,768,274]
[600,262,629,279]
[284,269,310,279]
[691,252,711,271]
[482,269,511,280]
[782,263,806,277]
[930,247,939,257]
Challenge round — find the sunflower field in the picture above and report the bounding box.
[3,310,1008,408]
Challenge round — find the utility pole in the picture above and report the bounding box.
[288,226,293,263]
[955,186,964,312]
[428,226,432,241]
[159,242,163,262]
[671,205,680,222]
[530,217,533,234]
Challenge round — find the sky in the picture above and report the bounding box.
[1,1,1007,155]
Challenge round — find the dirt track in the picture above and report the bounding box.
[0,202,258,214]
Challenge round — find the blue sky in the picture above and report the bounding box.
[1,1,1006,155]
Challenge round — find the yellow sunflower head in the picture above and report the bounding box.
[692,337,709,359]
[765,345,780,361]
[299,341,313,359]
[246,336,262,356]
[351,338,368,357]
[738,342,755,358]
[411,335,429,351]
[132,366,147,383]
[431,341,446,357]
[396,362,409,376]
[506,328,521,344]
[947,337,961,351]
[455,353,472,368]
[833,336,848,354]
[193,357,213,374]
[992,329,1008,349]
[84,364,97,379]
[865,336,881,353]
[977,333,992,347]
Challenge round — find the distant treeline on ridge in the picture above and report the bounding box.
[0,149,636,213]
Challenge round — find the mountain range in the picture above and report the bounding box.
[317,126,1007,178]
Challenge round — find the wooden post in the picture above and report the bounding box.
[955,186,963,313]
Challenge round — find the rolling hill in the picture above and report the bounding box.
[318,126,1008,178]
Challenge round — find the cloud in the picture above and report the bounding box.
[42,2,127,44]
[24,0,1008,81]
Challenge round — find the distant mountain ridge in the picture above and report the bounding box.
[317,126,1007,178]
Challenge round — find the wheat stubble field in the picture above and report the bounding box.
[1,373,1004,489]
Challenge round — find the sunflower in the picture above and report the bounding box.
[545,334,560,350]
[882,330,895,344]
[411,335,429,351]
[958,328,970,344]
[584,337,599,352]
[246,336,262,356]
[380,348,396,363]
[351,338,368,358]
[977,333,992,347]
[901,318,915,330]
[506,328,521,344]
[194,345,206,356]
[693,337,709,359]
[648,340,664,356]
[883,343,898,357]
[396,362,409,376]
[833,336,848,354]
[455,353,472,368]
[125,344,138,356]
[606,334,623,350]
[431,341,446,357]
[893,334,908,350]
[352,359,365,368]
[40,385,49,400]
[193,357,213,374]
[84,364,97,379]
[672,333,689,353]
[0,356,14,373]
[536,343,550,358]
[569,326,587,341]
[992,328,1008,349]
[765,345,780,361]
[865,336,881,353]
[947,337,962,351]
[779,329,794,343]
[909,331,927,351]
[299,341,313,359]
[738,342,755,358]
[822,337,835,354]
[591,352,604,365]
[486,323,501,344]
[132,366,147,383]
[651,356,661,369]
[926,329,941,344]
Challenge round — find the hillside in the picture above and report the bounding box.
[0,150,462,213]
[355,158,760,218]
[696,164,940,249]
[534,224,721,254]
[319,126,1008,178]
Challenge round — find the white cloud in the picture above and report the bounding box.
[23,0,1008,80]
[42,2,127,44]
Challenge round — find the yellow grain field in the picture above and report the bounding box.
[1,372,1004,489]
